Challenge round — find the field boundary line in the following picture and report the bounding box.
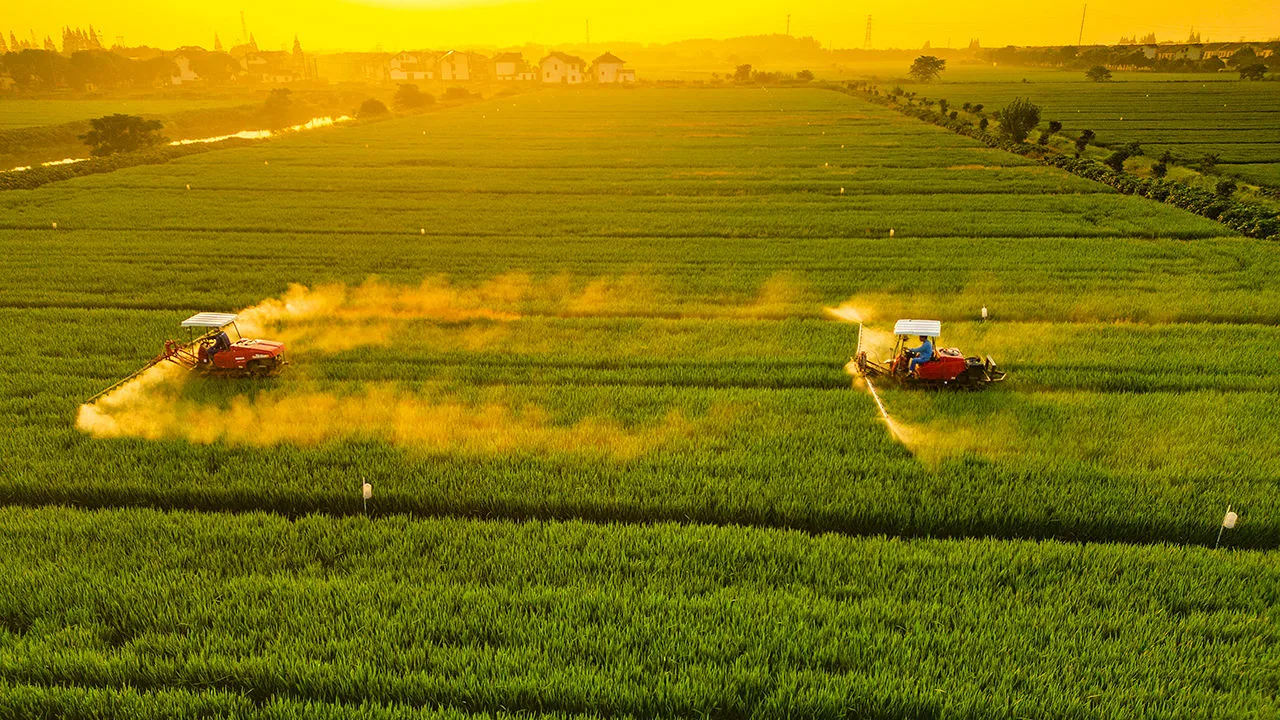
[0,489,1267,549]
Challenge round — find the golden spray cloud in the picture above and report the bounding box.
[76,273,801,454]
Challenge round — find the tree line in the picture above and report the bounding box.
[1,49,176,90]
[982,43,1280,74]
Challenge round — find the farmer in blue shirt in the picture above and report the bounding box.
[208,330,232,361]
[907,335,935,373]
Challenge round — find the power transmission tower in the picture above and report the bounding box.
[864,15,872,49]
[786,14,791,36]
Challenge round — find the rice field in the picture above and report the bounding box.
[1,86,1276,716]
[898,69,1280,186]
[1,507,1276,719]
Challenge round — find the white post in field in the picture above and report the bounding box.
[1215,505,1238,549]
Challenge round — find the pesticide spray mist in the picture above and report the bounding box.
[825,299,929,458]
[75,273,800,454]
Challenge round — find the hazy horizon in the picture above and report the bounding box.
[8,0,1279,54]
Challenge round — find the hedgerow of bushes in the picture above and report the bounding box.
[0,140,255,191]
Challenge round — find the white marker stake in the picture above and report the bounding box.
[1215,506,1238,549]
[362,481,373,514]
[981,306,988,321]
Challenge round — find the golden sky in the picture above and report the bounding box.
[8,0,1279,51]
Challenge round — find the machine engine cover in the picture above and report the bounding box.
[915,354,967,381]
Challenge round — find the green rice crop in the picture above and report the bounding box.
[1,87,1277,546]
[0,506,1276,719]
[2,81,1278,717]
[900,70,1280,184]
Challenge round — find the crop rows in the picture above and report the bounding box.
[1,506,1277,719]
[5,301,1278,545]
[1,89,1277,549]
[1,86,1277,715]
[4,231,1277,323]
[911,73,1280,182]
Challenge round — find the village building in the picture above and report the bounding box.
[437,50,470,81]
[321,53,391,82]
[1200,43,1238,60]
[241,50,302,83]
[170,52,201,85]
[494,52,535,81]
[1155,45,1203,61]
[390,52,436,81]
[540,52,585,84]
[590,52,632,83]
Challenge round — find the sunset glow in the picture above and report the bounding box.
[9,0,1279,51]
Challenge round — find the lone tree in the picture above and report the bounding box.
[1074,129,1095,155]
[358,98,389,118]
[394,83,434,110]
[733,64,752,83]
[908,55,946,82]
[263,87,295,127]
[1102,142,1143,173]
[79,114,166,156]
[1104,149,1132,172]
[1085,65,1113,82]
[1239,63,1268,81]
[993,97,1041,143]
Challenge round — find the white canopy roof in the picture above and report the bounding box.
[181,312,238,328]
[893,319,941,337]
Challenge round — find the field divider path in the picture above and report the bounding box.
[0,476,1262,550]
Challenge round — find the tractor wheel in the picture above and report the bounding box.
[246,360,270,378]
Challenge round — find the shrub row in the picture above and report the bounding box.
[0,139,253,191]
[0,120,87,156]
[834,83,1280,240]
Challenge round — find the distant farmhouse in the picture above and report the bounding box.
[539,52,586,83]
[590,52,635,83]
[170,51,201,85]
[987,40,1276,73]
[438,50,470,81]
[390,52,437,81]
[494,52,536,81]
[1136,42,1273,64]
[163,36,313,85]
[1155,45,1202,61]
[383,48,635,85]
